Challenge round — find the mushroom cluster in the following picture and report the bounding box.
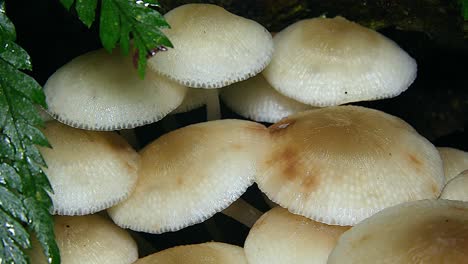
[36,3,468,264]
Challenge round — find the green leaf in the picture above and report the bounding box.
[76,0,98,28]
[100,0,120,52]
[0,208,31,249]
[0,185,27,222]
[0,2,16,41]
[0,163,23,191]
[0,41,32,70]
[60,0,75,10]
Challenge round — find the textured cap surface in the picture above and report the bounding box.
[263,16,417,106]
[440,170,468,202]
[438,147,468,181]
[220,74,314,123]
[245,207,349,264]
[108,119,269,233]
[149,4,273,88]
[256,106,444,225]
[40,121,140,215]
[134,242,247,264]
[44,49,187,130]
[328,199,468,264]
[29,215,138,264]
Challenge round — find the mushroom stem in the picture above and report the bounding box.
[222,198,263,228]
[119,129,140,150]
[205,89,221,120]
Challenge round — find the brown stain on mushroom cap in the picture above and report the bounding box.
[268,118,296,134]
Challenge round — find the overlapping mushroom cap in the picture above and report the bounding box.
[29,215,138,264]
[438,147,468,181]
[148,4,274,88]
[108,119,269,233]
[440,170,468,202]
[256,106,444,225]
[263,16,417,106]
[44,49,187,130]
[134,242,247,264]
[245,207,349,264]
[40,121,139,215]
[327,199,468,263]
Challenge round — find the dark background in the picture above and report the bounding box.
[5,0,467,255]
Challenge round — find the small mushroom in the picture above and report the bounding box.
[134,242,248,264]
[263,16,417,106]
[327,199,468,263]
[440,170,468,202]
[40,121,139,215]
[29,214,138,264]
[437,147,468,181]
[244,207,349,264]
[256,106,444,225]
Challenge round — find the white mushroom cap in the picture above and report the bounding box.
[327,199,468,264]
[263,16,417,106]
[220,74,315,123]
[440,170,468,202]
[134,242,247,264]
[44,49,187,130]
[40,121,140,215]
[171,88,217,114]
[437,147,468,181]
[108,119,269,233]
[256,106,444,225]
[29,214,138,264]
[148,4,274,88]
[244,207,349,264]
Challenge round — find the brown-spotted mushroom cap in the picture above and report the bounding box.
[245,207,349,264]
[40,121,139,215]
[263,16,417,106]
[220,74,315,123]
[148,4,273,88]
[256,106,444,226]
[29,215,138,264]
[44,49,187,130]
[438,147,468,182]
[440,170,468,202]
[327,199,468,264]
[134,242,247,264]
[108,119,269,233]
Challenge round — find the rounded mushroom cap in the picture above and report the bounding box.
[108,119,269,233]
[44,49,187,130]
[327,199,468,264]
[29,215,138,264]
[438,147,468,181]
[263,16,417,106]
[256,106,444,225]
[40,121,140,215]
[440,170,468,202]
[171,88,216,114]
[245,207,349,264]
[149,4,273,88]
[220,74,315,123]
[134,242,247,264]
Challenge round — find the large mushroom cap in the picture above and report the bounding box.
[440,170,468,202]
[438,147,468,181]
[40,121,140,215]
[108,119,269,233]
[134,242,247,264]
[29,215,138,264]
[256,106,444,225]
[44,49,187,130]
[263,16,417,106]
[245,207,349,264]
[220,74,314,123]
[327,199,468,264]
[149,4,273,88]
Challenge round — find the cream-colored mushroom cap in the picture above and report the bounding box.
[134,242,247,264]
[245,207,349,264]
[440,170,468,202]
[148,4,273,88]
[256,106,444,226]
[29,215,138,264]
[40,121,139,215]
[108,119,269,233]
[172,88,216,114]
[220,74,315,123]
[438,147,468,181]
[263,16,417,106]
[44,49,187,130]
[327,199,468,263]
